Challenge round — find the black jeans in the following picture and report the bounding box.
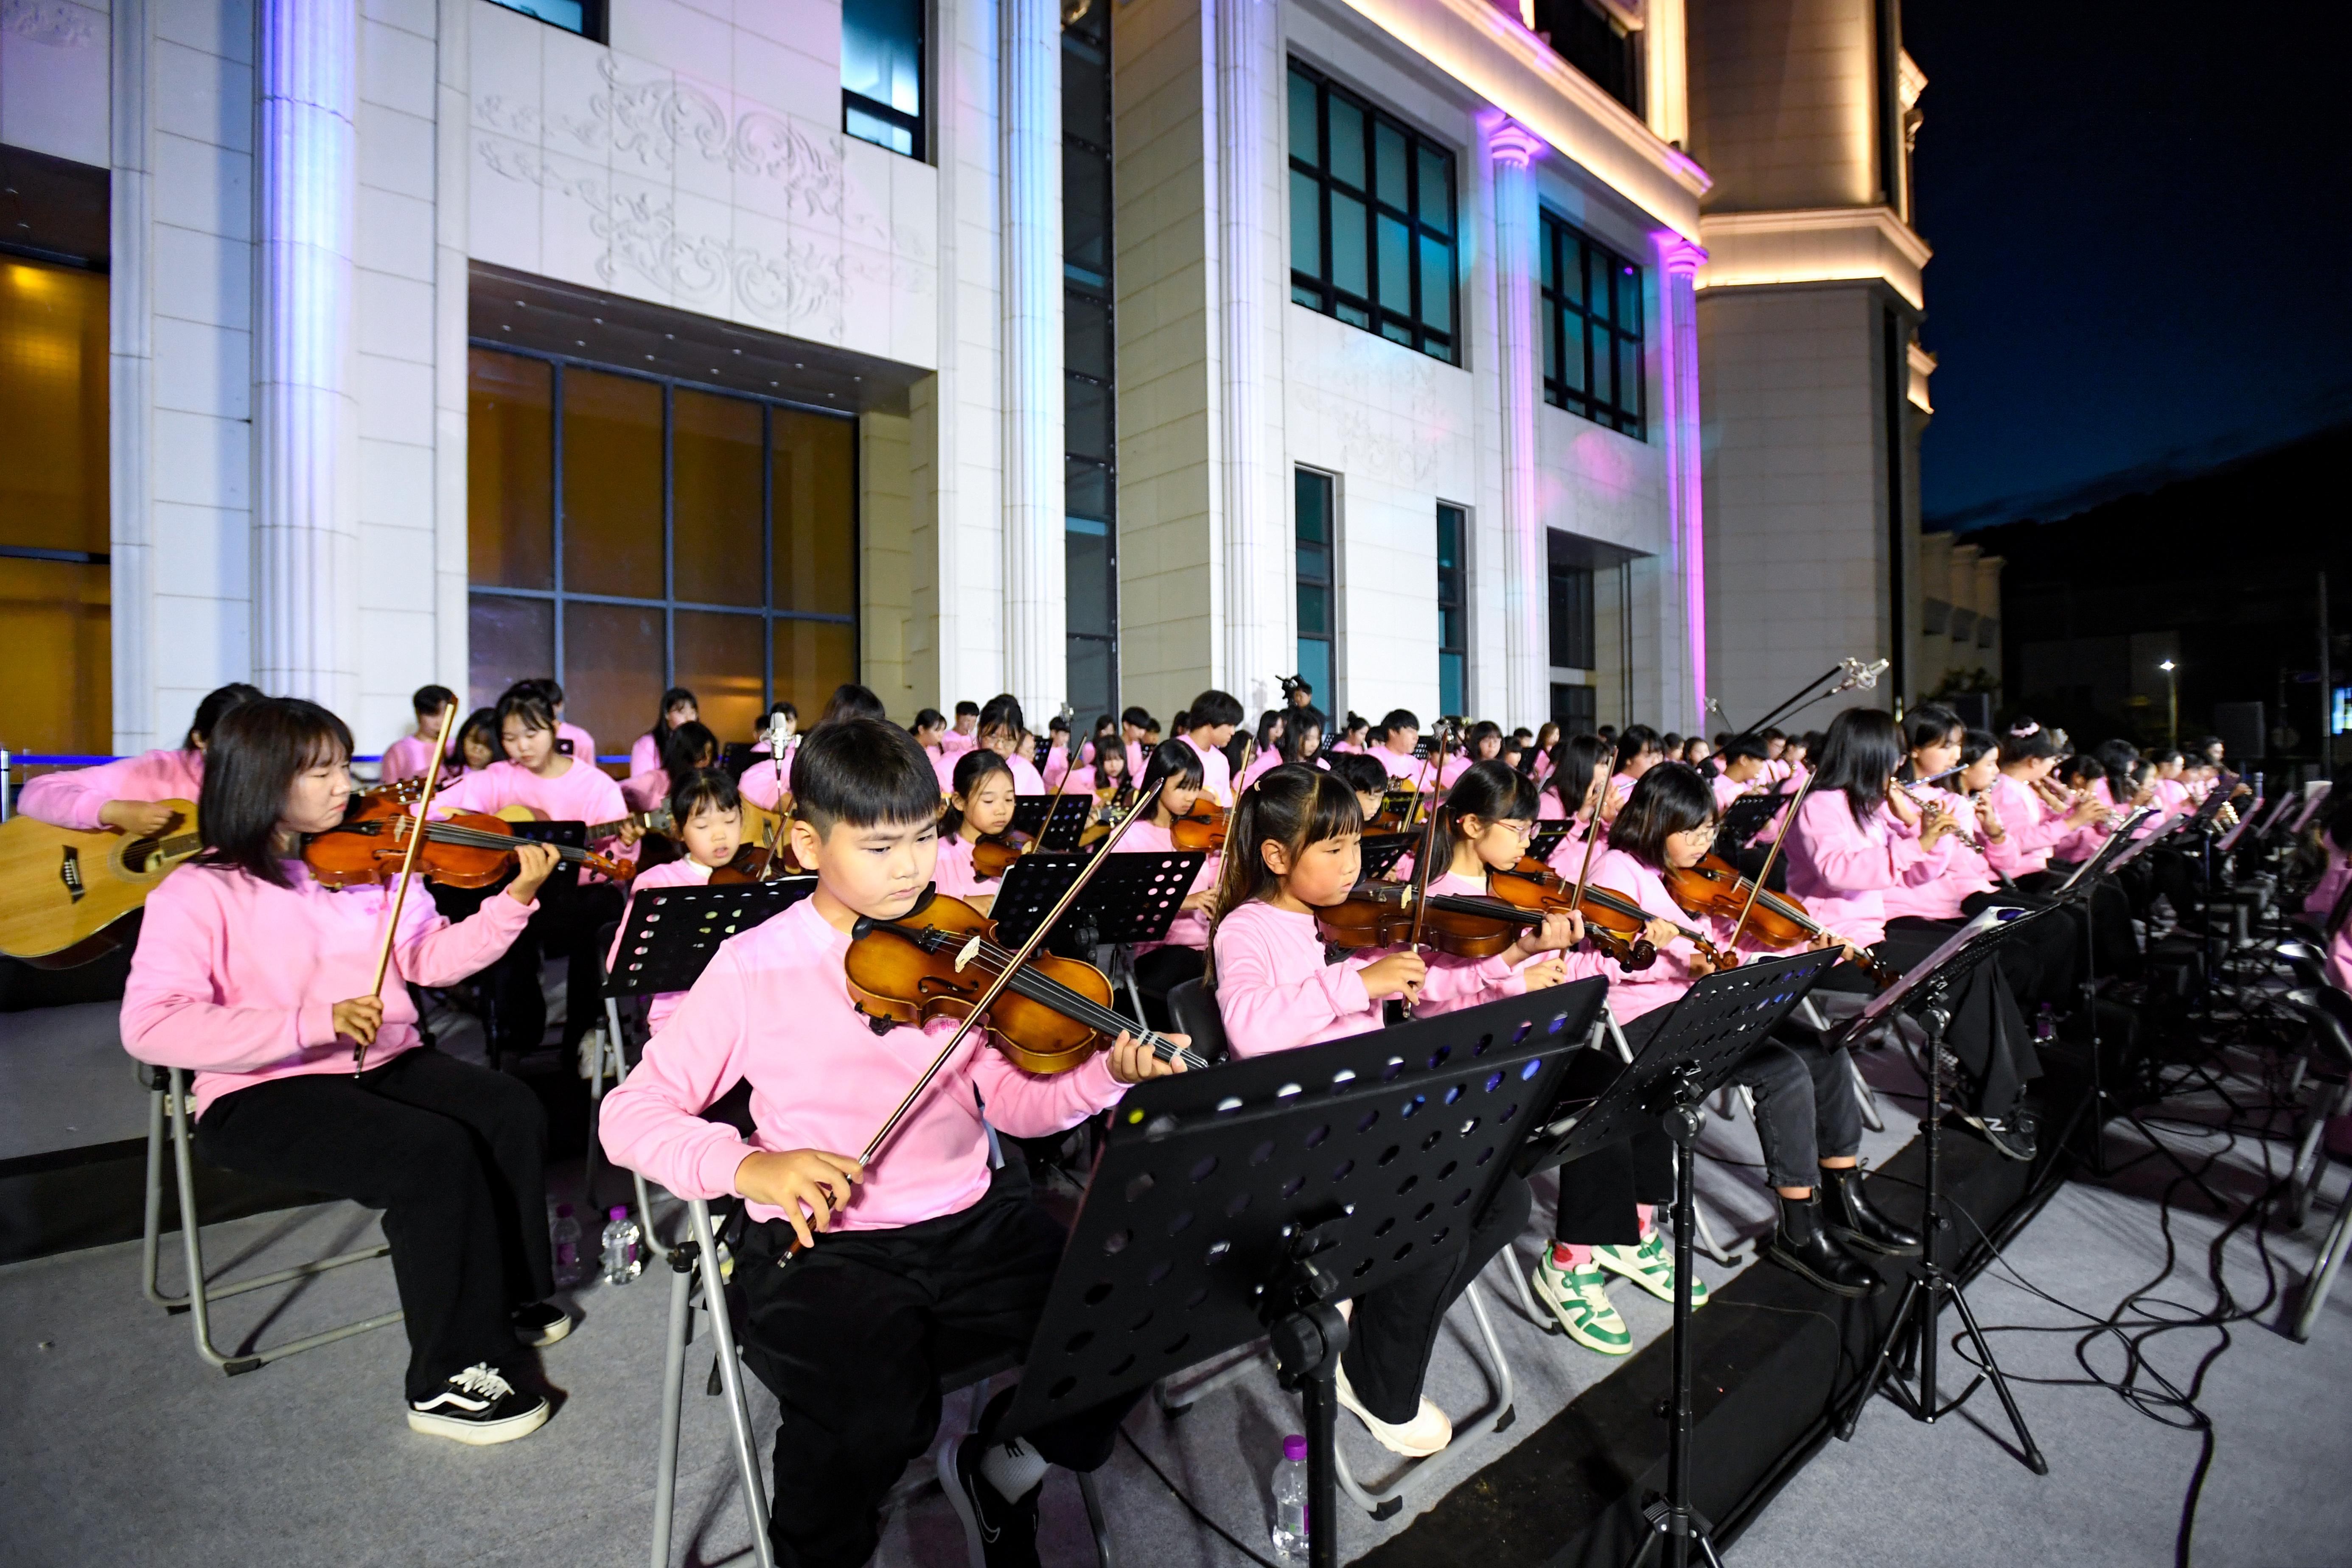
[1343,1173,1533,1424]
[193,1049,552,1401]
[734,1164,1140,1568]
[457,876,625,1058]
[1552,1011,1675,1244]
[1734,1035,1863,1190]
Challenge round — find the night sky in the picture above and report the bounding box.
[1903,3,2352,529]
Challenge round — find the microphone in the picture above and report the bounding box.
[1853,658,1890,689]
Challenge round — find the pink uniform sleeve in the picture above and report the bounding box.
[1994,784,2073,857]
[18,751,187,832]
[597,947,767,1199]
[1408,947,1519,1008]
[630,735,661,775]
[968,1048,1127,1138]
[1214,922,1375,1057]
[121,876,339,1070]
[392,883,536,988]
[1799,797,1951,893]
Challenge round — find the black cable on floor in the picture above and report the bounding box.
[1117,1424,1286,1568]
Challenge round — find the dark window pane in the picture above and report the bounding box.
[0,557,109,755]
[561,368,664,597]
[1543,313,1559,384]
[773,617,859,725]
[1374,121,1406,207]
[1561,315,1588,394]
[1062,39,1108,148]
[1290,170,1323,276]
[1560,236,1585,307]
[1423,330,1453,366]
[1418,235,1452,334]
[1066,456,1111,523]
[1337,300,1371,329]
[1065,521,1113,637]
[1292,281,1320,308]
[843,0,921,116]
[1418,146,1451,235]
[1295,469,1330,545]
[1439,651,1463,717]
[564,599,664,755]
[1615,332,1640,417]
[1298,580,1330,636]
[1067,634,1114,720]
[844,101,914,157]
[674,609,767,747]
[1065,376,1111,464]
[672,388,764,607]
[1289,70,1319,165]
[468,594,555,714]
[1376,214,1411,314]
[0,258,109,556]
[1297,541,1331,582]
[1326,96,1364,188]
[1296,637,1332,707]
[1063,143,1111,279]
[1380,317,1412,346]
[1329,192,1368,298]
[773,409,857,616]
[467,349,553,589]
[1539,231,1556,292]
[1065,290,1112,381]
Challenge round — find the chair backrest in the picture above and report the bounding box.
[2288,988,2352,1077]
[1165,977,1231,1062]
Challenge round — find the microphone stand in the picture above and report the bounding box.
[1724,658,1889,740]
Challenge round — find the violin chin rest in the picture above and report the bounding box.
[849,915,876,941]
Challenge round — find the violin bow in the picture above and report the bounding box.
[1725,758,1821,953]
[853,778,1169,1173]
[1568,743,1615,908]
[359,701,459,1075]
[1407,724,1445,829]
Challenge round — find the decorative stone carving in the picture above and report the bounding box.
[0,0,98,48]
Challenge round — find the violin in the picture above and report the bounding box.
[304,794,634,888]
[1657,852,1900,988]
[712,841,804,883]
[1170,799,1228,854]
[970,828,1035,880]
[1484,858,1684,972]
[845,890,1209,1075]
[1314,881,1525,960]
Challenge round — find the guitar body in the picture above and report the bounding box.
[0,800,202,965]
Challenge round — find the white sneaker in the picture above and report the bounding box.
[1332,1361,1451,1457]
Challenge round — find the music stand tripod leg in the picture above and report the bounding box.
[1632,1070,1721,1568]
[1270,1300,1349,1568]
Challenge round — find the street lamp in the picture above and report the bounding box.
[2159,660,2178,749]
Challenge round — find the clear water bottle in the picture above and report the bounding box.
[548,1202,584,1288]
[1269,1433,1309,1564]
[600,1205,644,1285]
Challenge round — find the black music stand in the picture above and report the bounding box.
[1529,825,1570,864]
[1012,794,1095,851]
[1712,790,1785,854]
[1359,832,1417,880]
[998,985,1598,1568]
[504,817,589,896]
[1378,787,1420,823]
[604,878,817,999]
[1830,904,2056,1474]
[1515,954,1839,1568]
[987,850,1205,949]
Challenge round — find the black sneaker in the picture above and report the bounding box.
[512,1301,571,1348]
[406,1364,551,1445]
[1961,1109,2038,1162]
[940,1434,1043,1568]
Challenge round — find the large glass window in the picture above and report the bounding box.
[482,0,598,38]
[1549,554,1596,669]
[0,257,110,756]
[843,0,925,159]
[1296,470,1337,707]
[1539,213,1646,439]
[1063,0,1117,720]
[1531,0,1642,117]
[1287,62,1458,365]
[467,347,858,754]
[1436,504,1466,717]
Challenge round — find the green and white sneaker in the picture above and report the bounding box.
[1531,1253,1633,1355]
[1593,1229,1708,1308]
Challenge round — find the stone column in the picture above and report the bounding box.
[1490,121,1546,731]
[1001,0,1065,719]
[1216,0,1283,704]
[252,0,360,711]
[1654,235,1708,732]
[109,0,156,750]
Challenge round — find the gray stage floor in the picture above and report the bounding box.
[3,1000,2347,1566]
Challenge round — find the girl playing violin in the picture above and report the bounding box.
[1540,734,1617,854]
[1207,767,1529,1460]
[600,719,1180,1568]
[120,697,568,1444]
[1108,741,1220,1025]
[934,748,1018,912]
[607,768,746,1036]
[1535,764,1906,1351]
[1414,760,1591,1008]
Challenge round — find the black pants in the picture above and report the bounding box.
[1343,1173,1533,1424]
[464,878,625,1058]
[1955,887,2083,1007]
[1735,1035,1863,1189]
[193,1049,552,1402]
[734,1164,1141,1568]
[1822,923,2040,1120]
[1552,1011,1674,1244]
[2026,868,2141,980]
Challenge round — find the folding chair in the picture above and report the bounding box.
[590,918,661,1243]
[138,1063,403,1375]
[2283,987,2352,1231]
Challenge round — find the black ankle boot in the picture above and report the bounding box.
[1819,1166,1923,1257]
[1767,1193,1882,1298]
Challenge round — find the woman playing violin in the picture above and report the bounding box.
[120,697,570,1445]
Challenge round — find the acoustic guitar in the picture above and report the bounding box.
[0,800,201,966]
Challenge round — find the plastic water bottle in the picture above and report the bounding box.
[1269,1434,1309,1564]
[600,1206,644,1285]
[548,1202,584,1288]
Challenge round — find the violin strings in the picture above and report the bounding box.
[894,924,1205,1068]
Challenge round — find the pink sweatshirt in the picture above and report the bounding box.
[380,734,440,784]
[1984,773,2074,874]
[1236,751,1284,793]
[1881,786,2023,921]
[1125,739,1148,779]
[1783,792,1954,949]
[18,748,205,831]
[741,746,795,811]
[622,769,673,814]
[1543,816,1602,881]
[559,720,597,762]
[939,728,978,758]
[609,857,716,1033]
[1116,820,1217,952]
[1579,848,1728,1024]
[932,833,993,900]
[121,861,535,1117]
[1211,901,1384,1055]
[629,733,664,776]
[1371,745,1422,782]
[1182,735,1233,806]
[1711,773,1755,812]
[1414,868,1602,1015]
[598,896,1125,1229]
[433,758,637,878]
[2304,847,2349,926]
[929,748,1043,798]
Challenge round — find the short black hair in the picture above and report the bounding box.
[412,683,458,720]
[1432,759,1539,871]
[940,747,1015,837]
[789,717,944,837]
[1718,733,1771,766]
[454,706,498,764]
[818,683,887,727]
[1187,689,1244,729]
[978,693,1026,737]
[1607,762,1717,868]
[1121,705,1151,728]
[668,765,742,828]
[1812,708,1903,825]
[1997,717,2058,765]
[912,707,947,731]
[496,684,557,746]
[659,720,718,781]
[1904,703,1963,753]
[955,701,981,718]
[1617,723,1662,760]
[187,683,264,750]
[196,697,353,889]
[1141,738,1206,796]
[1379,708,1420,738]
[1326,751,1389,799]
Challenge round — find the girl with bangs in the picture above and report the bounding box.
[1108,740,1222,1027]
[120,697,569,1445]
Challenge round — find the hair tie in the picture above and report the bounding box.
[2007,720,2040,738]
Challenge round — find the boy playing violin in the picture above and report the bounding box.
[600,718,1184,1568]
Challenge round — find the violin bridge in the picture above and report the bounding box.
[953,933,983,972]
